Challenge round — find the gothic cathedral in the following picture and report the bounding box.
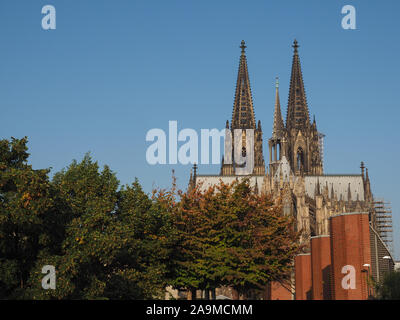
[189,40,393,299]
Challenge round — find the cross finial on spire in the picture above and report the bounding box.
[240,40,246,54]
[292,39,299,52]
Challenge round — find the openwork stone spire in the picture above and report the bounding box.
[286,39,310,130]
[272,77,285,139]
[231,40,256,129]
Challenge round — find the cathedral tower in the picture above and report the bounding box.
[268,77,287,176]
[221,41,265,175]
[283,40,323,175]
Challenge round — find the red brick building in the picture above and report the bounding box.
[329,212,371,300]
[290,212,393,300]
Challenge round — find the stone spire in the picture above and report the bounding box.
[188,169,194,190]
[193,163,197,180]
[254,179,259,194]
[315,177,321,196]
[272,77,285,139]
[365,168,372,201]
[360,161,365,179]
[188,164,197,190]
[221,41,265,176]
[286,39,310,131]
[231,40,256,129]
[347,183,352,202]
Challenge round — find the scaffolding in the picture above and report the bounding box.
[373,198,394,256]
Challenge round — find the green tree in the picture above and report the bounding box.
[26,154,175,299]
[0,137,300,300]
[170,181,210,294]
[0,137,62,299]
[219,180,300,298]
[114,180,176,299]
[375,271,400,300]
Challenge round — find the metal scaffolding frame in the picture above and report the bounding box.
[373,198,394,256]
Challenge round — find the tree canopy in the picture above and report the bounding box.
[374,271,400,300]
[171,179,301,298]
[0,137,301,300]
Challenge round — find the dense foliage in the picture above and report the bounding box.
[172,180,301,298]
[0,137,300,299]
[374,271,400,300]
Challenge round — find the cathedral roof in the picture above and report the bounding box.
[305,175,365,201]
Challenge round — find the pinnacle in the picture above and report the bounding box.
[292,39,299,52]
[240,40,246,54]
[272,77,285,139]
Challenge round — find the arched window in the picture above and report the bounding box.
[277,143,281,160]
[297,148,304,171]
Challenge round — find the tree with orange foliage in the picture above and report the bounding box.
[170,178,301,299]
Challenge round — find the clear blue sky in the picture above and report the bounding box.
[1,1,400,257]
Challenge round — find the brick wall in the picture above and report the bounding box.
[311,235,332,300]
[265,281,293,300]
[295,254,312,300]
[329,212,371,300]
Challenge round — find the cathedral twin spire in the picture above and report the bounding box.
[272,39,311,134]
[223,39,321,176]
[285,39,311,131]
[231,39,310,134]
[270,39,323,175]
[222,40,264,176]
[231,40,256,130]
